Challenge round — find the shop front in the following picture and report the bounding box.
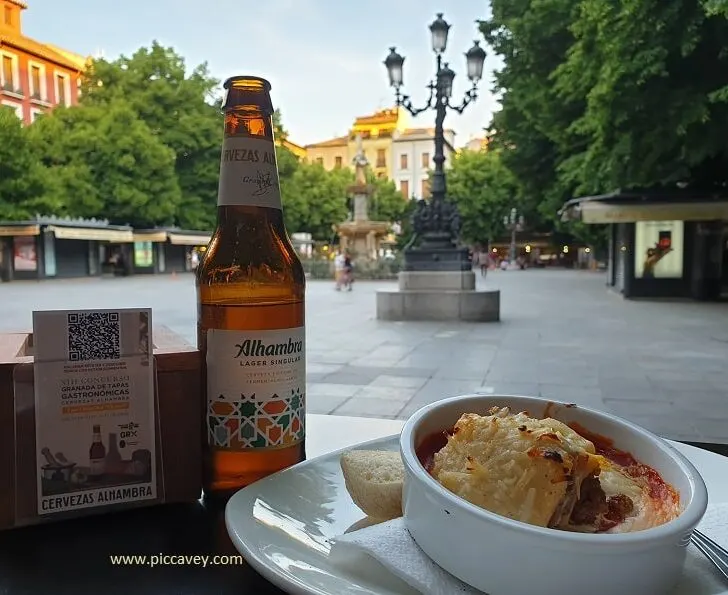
[0,219,134,282]
[132,229,211,275]
[560,190,728,300]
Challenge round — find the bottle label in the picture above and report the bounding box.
[89,458,105,476]
[206,326,305,451]
[217,135,282,209]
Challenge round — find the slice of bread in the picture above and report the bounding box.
[340,450,405,520]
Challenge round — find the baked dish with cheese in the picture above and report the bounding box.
[416,407,680,533]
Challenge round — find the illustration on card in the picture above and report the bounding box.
[39,422,152,497]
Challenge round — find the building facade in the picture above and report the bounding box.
[463,136,489,152]
[305,107,412,179]
[1,0,86,125]
[304,135,350,171]
[391,127,456,199]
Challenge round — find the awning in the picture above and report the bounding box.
[48,226,134,243]
[133,231,168,243]
[563,201,728,224]
[168,233,211,246]
[0,225,39,237]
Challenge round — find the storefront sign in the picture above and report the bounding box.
[13,236,37,271]
[634,221,684,279]
[32,309,157,515]
[134,242,154,267]
[574,201,728,224]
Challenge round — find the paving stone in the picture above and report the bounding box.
[369,375,430,389]
[352,386,417,403]
[307,363,344,375]
[3,271,727,443]
[332,397,404,418]
[307,383,363,398]
[306,394,351,415]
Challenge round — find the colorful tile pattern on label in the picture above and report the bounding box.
[207,388,305,449]
[206,326,306,451]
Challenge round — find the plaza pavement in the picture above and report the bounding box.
[1,269,727,443]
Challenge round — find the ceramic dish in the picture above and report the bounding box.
[400,395,709,595]
[225,432,727,595]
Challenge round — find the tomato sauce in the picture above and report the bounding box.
[568,422,677,503]
[415,429,449,474]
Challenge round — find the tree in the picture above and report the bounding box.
[80,41,222,229]
[366,172,407,225]
[447,149,521,245]
[480,0,585,236]
[482,0,728,232]
[0,108,51,220]
[554,0,728,191]
[27,102,181,227]
[280,162,353,241]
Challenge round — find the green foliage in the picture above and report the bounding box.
[281,162,352,240]
[480,0,728,250]
[27,102,181,227]
[447,149,520,245]
[365,172,407,225]
[0,108,51,220]
[81,41,222,229]
[301,256,401,280]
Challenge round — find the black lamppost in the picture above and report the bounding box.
[503,208,525,265]
[384,13,486,271]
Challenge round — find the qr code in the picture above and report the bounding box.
[67,312,121,361]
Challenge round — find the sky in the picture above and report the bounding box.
[24,0,500,147]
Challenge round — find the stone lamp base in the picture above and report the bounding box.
[376,270,500,322]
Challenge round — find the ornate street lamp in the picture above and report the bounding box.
[504,208,525,265]
[384,14,487,271]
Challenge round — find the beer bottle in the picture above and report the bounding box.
[196,76,306,498]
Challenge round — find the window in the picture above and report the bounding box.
[1,100,22,120]
[1,52,19,92]
[55,72,72,106]
[422,179,431,198]
[376,149,386,168]
[315,157,324,166]
[30,108,44,123]
[421,152,430,168]
[3,5,12,26]
[400,153,408,170]
[29,62,47,101]
[334,156,342,169]
[400,180,409,198]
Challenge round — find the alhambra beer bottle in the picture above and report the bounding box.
[196,76,306,497]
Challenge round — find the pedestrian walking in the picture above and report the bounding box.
[343,253,354,291]
[334,251,345,290]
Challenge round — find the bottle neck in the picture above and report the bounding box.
[216,107,282,211]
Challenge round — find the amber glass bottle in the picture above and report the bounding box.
[196,76,306,498]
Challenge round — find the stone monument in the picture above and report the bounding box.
[334,135,389,260]
[376,188,500,322]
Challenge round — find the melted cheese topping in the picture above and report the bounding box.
[431,408,601,528]
[429,407,680,533]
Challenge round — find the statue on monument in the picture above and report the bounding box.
[352,133,368,186]
[333,133,389,260]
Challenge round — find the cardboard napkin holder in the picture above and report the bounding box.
[0,327,202,530]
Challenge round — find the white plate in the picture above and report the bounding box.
[226,435,728,595]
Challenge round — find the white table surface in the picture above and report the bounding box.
[306,413,728,503]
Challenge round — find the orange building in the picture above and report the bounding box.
[1,0,86,125]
